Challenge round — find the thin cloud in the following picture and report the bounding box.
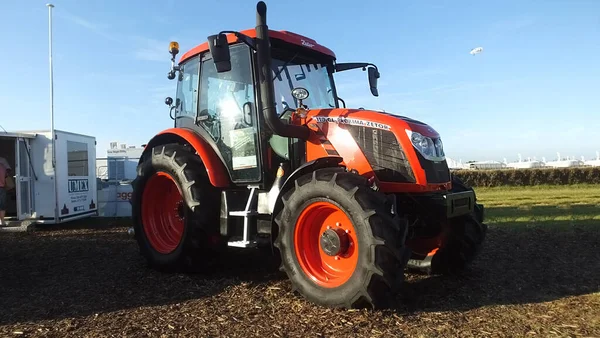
[398,67,447,79]
[391,80,509,97]
[55,10,173,62]
[336,81,370,93]
[491,16,537,35]
[131,36,171,62]
[147,85,177,103]
[56,10,120,42]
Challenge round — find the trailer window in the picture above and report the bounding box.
[67,141,89,177]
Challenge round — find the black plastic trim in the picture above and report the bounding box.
[415,151,451,184]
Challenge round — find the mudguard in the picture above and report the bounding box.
[270,156,345,224]
[140,128,230,187]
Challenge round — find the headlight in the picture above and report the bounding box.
[405,129,445,161]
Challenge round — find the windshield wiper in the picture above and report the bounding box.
[272,53,298,82]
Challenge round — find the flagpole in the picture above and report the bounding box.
[47,3,59,223]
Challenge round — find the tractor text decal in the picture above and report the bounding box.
[301,39,315,48]
[313,116,391,130]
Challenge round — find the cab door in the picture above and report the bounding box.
[15,138,32,220]
[196,44,263,184]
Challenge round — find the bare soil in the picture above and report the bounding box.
[1,219,599,337]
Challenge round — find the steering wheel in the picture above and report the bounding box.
[196,109,216,124]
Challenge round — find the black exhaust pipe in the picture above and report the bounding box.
[255,1,310,140]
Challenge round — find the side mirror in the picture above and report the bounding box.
[368,66,380,97]
[165,97,173,106]
[208,33,231,73]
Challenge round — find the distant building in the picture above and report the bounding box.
[446,157,469,170]
[96,142,143,182]
[505,154,544,169]
[96,142,144,217]
[544,152,585,168]
[468,160,507,170]
[583,152,600,167]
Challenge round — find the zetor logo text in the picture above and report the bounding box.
[314,116,391,130]
[68,179,89,193]
[301,39,315,48]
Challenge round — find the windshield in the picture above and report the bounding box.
[271,58,336,114]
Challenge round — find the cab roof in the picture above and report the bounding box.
[179,29,336,64]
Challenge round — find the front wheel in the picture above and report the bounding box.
[274,168,410,309]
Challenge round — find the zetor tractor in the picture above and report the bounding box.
[131,1,487,309]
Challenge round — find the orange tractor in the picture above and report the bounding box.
[131,1,487,308]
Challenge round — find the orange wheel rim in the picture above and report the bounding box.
[141,172,185,254]
[294,201,359,288]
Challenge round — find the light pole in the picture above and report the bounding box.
[47,3,59,223]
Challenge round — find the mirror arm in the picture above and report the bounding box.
[218,30,257,51]
[334,62,378,73]
[167,53,181,80]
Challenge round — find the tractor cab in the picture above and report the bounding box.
[164,29,379,187]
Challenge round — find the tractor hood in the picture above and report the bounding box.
[305,108,441,138]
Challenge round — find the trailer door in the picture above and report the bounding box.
[15,138,32,220]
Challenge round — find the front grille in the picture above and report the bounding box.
[415,151,451,183]
[345,126,416,183]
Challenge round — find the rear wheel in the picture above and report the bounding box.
[131,143,222,272]
[406,175,487,275]
[274,168,410,309]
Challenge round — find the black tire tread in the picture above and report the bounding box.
[131,143,221,273]
[274,168,410,309]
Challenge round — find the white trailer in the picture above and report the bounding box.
[0,129,97,228]
[95,143,143,217]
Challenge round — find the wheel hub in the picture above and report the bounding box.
[320,228,349,256]
[141,172,185,254]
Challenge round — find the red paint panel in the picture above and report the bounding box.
[312,122,374,177]
[179,29,336,64]
[305,132,332,162]
[304,108,450,190]
[150,128,230,188]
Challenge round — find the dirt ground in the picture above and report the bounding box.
[1,220,599,337]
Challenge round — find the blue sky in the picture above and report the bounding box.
[1,0,599,162]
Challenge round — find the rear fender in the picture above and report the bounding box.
[140,128,230,187]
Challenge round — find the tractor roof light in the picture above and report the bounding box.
[167,41,181,80]
[169,41,179,56]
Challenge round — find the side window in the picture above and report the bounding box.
[175,57,200,119]
[67,141,89,176]
[198,44,261,182]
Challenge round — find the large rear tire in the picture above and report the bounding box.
[131,143,222,273]
[406,175,488,275]
[274,168,411,309]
